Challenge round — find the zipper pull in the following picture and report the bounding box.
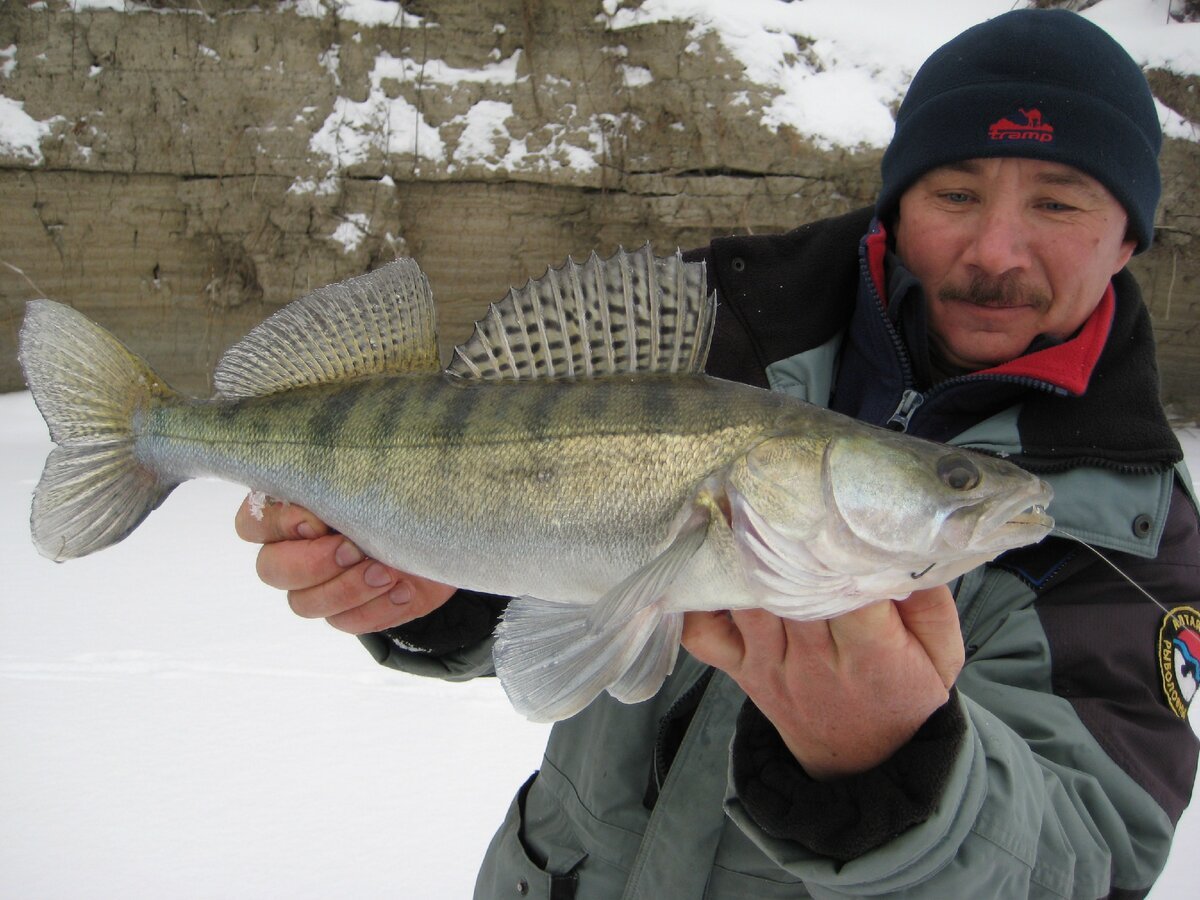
[886,389,925,432]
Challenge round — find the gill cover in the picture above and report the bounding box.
[822,433,975,554]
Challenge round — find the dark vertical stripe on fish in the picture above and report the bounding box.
[304,380,370,474]
[640,377,671,433]
[522,380,571,443]
[435,377,488,449]
[578,375,617,425]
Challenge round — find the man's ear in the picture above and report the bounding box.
[1115,223,1137,273]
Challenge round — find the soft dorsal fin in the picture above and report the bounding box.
[213,258,439,399]
[447,245,713,381]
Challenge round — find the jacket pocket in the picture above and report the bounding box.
[475,772,587,900]
[703,866,812,898]
[704,819,809,898]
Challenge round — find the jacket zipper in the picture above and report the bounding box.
[887,389,925,432]
[859,247,916,390]
[860,251,1063,436]
[647,667,716,805]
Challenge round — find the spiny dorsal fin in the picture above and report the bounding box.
[447,244,713,381]
[213,258,439,399]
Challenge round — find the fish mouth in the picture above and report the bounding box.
[962,482,1055,552]
[1005,504,1053,530]
[941,473,1054,555]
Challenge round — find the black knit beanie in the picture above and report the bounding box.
[876,9,1162,253]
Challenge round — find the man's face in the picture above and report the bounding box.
[893,158,1137,372]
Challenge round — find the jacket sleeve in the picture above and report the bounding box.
[357,589,507,680]
[724,481,1199,899]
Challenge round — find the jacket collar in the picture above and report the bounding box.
[858,219,1180,473]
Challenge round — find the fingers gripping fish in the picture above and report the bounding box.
[18,247,1053,722]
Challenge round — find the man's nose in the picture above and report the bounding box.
[963,205,1032,276]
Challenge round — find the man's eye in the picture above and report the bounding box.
[940,192,972,203]
[1040,201,1077,212]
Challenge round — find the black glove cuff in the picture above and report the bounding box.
[732,689,966,862]
[370,590,507,658]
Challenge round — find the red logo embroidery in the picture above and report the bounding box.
[988,108,1055,143]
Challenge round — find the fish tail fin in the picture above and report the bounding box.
[493,597,682,723]
[18,300,181,561]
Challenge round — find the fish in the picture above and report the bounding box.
[18,246,1054,722]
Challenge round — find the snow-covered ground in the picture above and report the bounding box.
[0,389,551,898]
[2,390,1197,898]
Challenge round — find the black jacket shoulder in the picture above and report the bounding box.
[685,207,874,386]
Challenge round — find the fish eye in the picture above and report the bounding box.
[937,454,981,491]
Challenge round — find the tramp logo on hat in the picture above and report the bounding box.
[1158,607,1200,719]
[989,108,1055,143]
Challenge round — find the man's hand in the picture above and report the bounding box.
[234,495,457,635]
[682,586,963,780]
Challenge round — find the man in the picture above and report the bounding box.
[237,10,1199,897]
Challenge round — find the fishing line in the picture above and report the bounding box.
[1051,526,1198,639]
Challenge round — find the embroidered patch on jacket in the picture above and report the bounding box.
[1158,606,1200,719]
[988,108,1055,143]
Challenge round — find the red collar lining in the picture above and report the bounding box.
[981,285,1113,396]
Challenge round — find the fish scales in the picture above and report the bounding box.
[139,373,791,602]
[19,247,1054,721]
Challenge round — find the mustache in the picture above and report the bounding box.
[938,275,1050,311]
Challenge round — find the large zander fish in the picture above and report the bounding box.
[19,247,1053,721]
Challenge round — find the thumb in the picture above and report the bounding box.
[896,585,964,689]
[681,611,746,672]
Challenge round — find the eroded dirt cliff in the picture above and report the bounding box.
[1,1,1196,415]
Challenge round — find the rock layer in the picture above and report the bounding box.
[1,2,1195,416]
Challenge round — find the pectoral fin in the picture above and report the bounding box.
[493,596,673,722]
[584,505,711,636]
[607,612,683,704]
[493,504,712,722]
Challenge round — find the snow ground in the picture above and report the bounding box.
[0,391,551,898]
[1,389,1197,897]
